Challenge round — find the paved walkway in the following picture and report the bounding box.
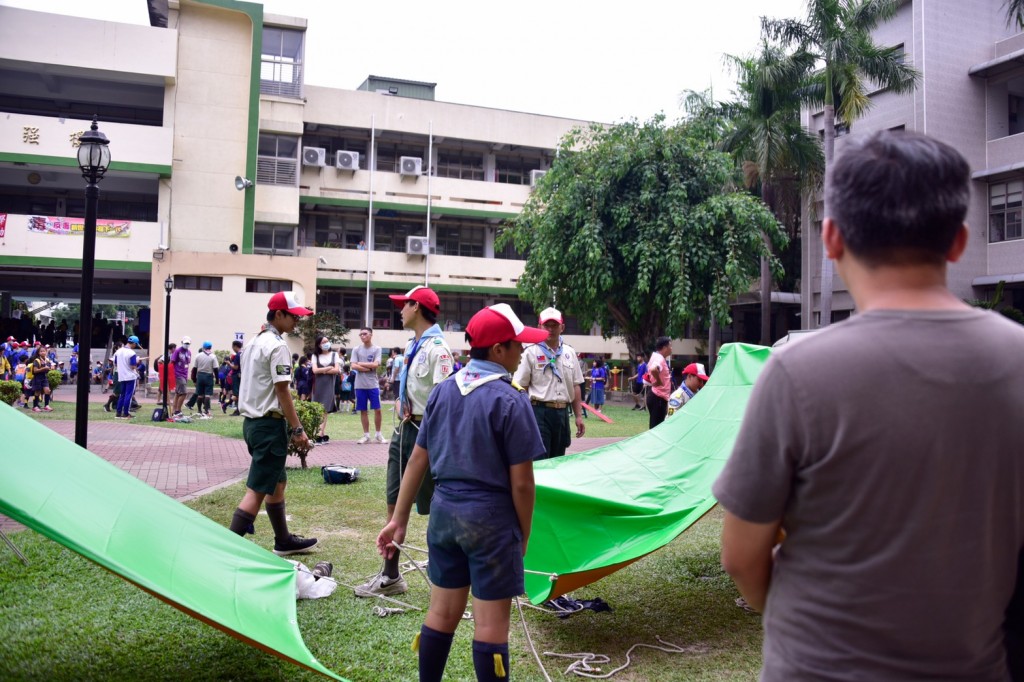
[1,408,624,532]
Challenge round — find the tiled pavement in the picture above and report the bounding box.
[1,409,624,532]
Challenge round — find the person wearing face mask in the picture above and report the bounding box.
[310,336,340,444]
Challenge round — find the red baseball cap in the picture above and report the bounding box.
[267,291,313,316]
[682,362,710,381]
[466,304,548,348]
[538,307,563,325]
[389,285,440,314]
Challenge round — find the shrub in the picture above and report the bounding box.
[289,399,324,469]
[0,380,21,406]
[47,370,63,391]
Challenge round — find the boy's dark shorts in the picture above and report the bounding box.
[386,419,433,514]
[427,493,524,600]
[243,416,288,494]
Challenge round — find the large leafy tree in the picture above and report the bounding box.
[763,0,919,327]
[721,43,824,344]
[500,115,786,360]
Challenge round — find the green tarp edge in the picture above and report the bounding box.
[524,342,771,603]
[0,404,344,681]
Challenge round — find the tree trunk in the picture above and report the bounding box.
[818,101,836,328]
[708,316,719,372]
[760,250,771,345]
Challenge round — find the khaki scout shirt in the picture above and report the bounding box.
[238,329,292,419]
[513,339,584,403]
[404,333,454,416]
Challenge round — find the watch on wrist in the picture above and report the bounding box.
[289,425,304,437]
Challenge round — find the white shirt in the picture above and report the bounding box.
[112,346,138,379]
[238,329,293,418]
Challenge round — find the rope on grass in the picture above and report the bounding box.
[514,596,555,682]
[543,637,708,679]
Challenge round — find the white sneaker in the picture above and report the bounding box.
[356,435,370,445]
[354,572,408,598]
[374,433,388,444]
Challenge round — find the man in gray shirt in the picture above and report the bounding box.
[713,131,1024,681]
[351,327,384,444]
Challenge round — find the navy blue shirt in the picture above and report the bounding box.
[416,370,545,496]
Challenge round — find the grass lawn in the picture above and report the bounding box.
[3,394,763,680]
[24,393,650,442]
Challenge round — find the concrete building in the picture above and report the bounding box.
[801,0,1024,324]
[2,1,705,361]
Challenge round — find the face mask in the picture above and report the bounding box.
[320,342,331,351]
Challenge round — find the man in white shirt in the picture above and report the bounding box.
[228,292,317,556]
[112,335,141,419]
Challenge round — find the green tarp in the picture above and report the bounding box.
[0,404,343,681]
[524,342,770,603]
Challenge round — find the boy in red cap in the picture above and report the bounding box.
[667,362,709,416]
[357,285,455,597]
[227,292,317,556]
[377,303,547,682]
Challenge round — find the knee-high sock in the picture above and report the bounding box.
[229,508,256,536]
[472,640,509,681]
[383,551,400,579]
[417,625,454,682]
[265,500,290,542]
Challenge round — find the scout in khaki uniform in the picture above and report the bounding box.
[356,285,454,598]
[227,291,317,557]
[513,306,585,459]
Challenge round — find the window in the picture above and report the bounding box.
[257,134,299,186]
[438,294,487,331]
[494,154,541,185]
[373,216,425,252]
[990,181,1024,243]
[494,233,526,260]
[175,276,222,291]
[436,149,485,181]
[372,293,404,330]
[375,141,427,173]
[303,212,365,248]
[317,289,364,329]
[245,278,291,293]
[435,222,484,257]
[260,27,304,98]
[254,223,297,255]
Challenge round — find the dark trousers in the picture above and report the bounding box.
[532,403,571,459]
[646,391,668,430]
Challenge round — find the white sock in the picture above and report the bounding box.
[363,432,370,438]
[375,431,382,438]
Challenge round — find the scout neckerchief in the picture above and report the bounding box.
[455,358,507,396]
[536,339,563,382]
[681,384,695,399]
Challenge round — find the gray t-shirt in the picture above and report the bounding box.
[713,308,1024,681]
[351,344,380,390]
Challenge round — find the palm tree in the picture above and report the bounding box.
[1007,0,1024,28]
[763,0,919,327]
[721,43,824,344]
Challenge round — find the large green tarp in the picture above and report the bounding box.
[0,404,343,681]
[524,343,770,603]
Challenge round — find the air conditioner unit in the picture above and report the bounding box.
[335,150,359,171]
[529,169,547,188]
[399,156,422,176]
[406,235,429,255]
[302,147,326,167]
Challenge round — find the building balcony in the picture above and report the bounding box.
[0,213,161,265]
[301,166,530,217]
[310,247,523,292]
[0,113,173,173]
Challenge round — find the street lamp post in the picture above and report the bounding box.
[75,116,111,448]
[161,276,173,421]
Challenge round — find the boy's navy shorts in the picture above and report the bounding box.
[426,490,524,600]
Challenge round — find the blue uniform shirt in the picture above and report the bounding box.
[416,360,545,498]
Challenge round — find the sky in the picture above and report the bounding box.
[1,0,807,123]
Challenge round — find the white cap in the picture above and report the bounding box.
[538,307,563,324]
[181,336,192,345]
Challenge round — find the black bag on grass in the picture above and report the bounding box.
[321,465,359,484]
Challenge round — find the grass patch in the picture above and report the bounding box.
[26,398,652,444]
[1,466,762,681]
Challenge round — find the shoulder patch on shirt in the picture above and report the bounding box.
[275,364,291,376]
[432,338,443,345]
